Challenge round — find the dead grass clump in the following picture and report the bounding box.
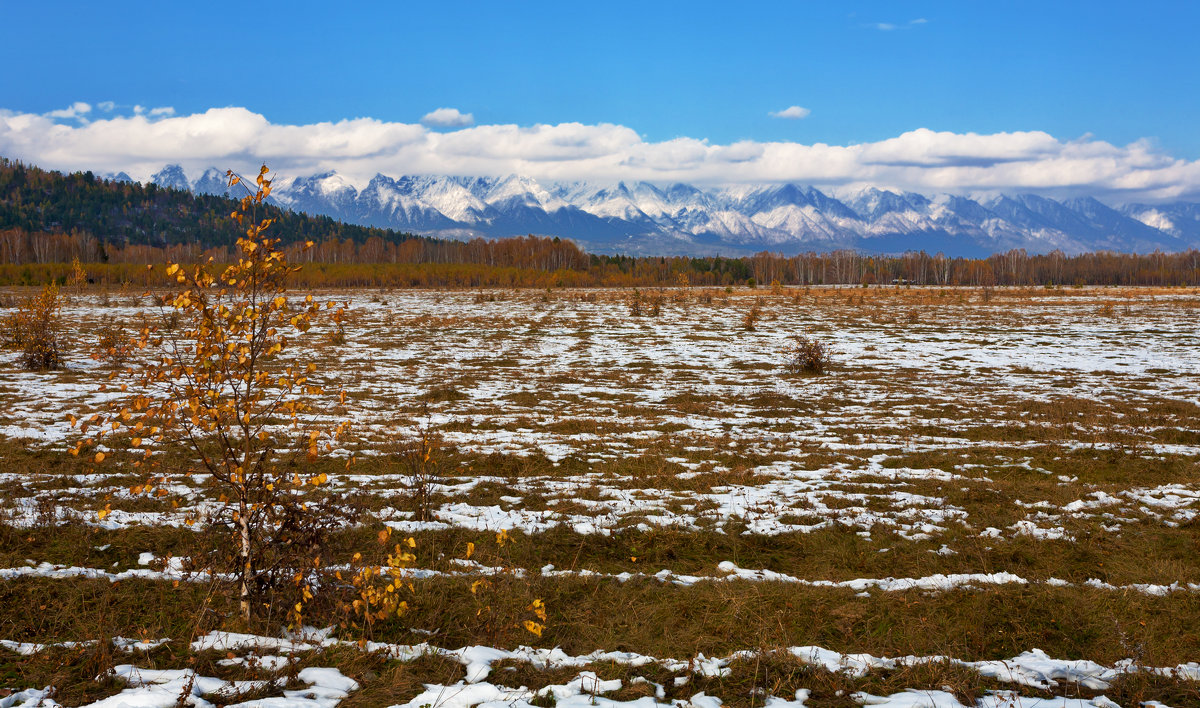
[339,653,466,707]
[0,643,127,706]
[784,335,833,375]
[1103,669,1200,707]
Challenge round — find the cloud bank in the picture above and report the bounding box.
[2,104,1199,203]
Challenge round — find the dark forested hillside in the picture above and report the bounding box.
[0,158,425,250]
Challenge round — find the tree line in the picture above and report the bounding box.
[2,230,1197,288]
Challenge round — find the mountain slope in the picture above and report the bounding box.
[123,164,1200,256]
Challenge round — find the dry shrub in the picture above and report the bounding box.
[742,305,761,331]
[401,424,443,522]
[628,289,662,317]
[628,288,643,317]
[784,335,833,375]
[93,316,131,367]
[68,257,88,292]
[2,284,66,370]
[0,312,22,349]
[326,301,350,345]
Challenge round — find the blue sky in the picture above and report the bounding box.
[3,1,1199,200]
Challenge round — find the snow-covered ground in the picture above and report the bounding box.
[3,288,1196,542]
[4,629,1190,707]
[1,287,1198,707]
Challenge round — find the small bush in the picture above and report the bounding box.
[93,316,131,367]
[742,305,761,331]
[2,284,66,370]
[0,311,23,349]
[785,335,833,375]
[402,425,443,522]
[627,289,662,317]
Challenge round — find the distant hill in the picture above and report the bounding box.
[0,158,425,250]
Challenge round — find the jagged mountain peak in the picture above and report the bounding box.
[193,167,232,196]
[145,163,1200,256]
[845,187,933,219]
[151,164,189,192]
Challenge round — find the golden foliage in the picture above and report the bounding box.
[68,257,88,291]
[350,527,418,626]
[70,165,351,625]
[2,283,66,370]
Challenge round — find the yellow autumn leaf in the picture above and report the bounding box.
[522,620,544,637]
[94,452,106,463]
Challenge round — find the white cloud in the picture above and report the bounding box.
[98,101,116,113]
[148,106,175,117]
[871,18,928,31]
[45,102,92,120]
[420,107,474,128]
[769,106,811,120]
[2,103,1199,202]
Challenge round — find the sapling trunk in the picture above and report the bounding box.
[239,498,252,624]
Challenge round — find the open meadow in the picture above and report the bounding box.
[2,284,1199,707]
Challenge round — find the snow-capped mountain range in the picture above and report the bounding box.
[144,165,1200,256]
